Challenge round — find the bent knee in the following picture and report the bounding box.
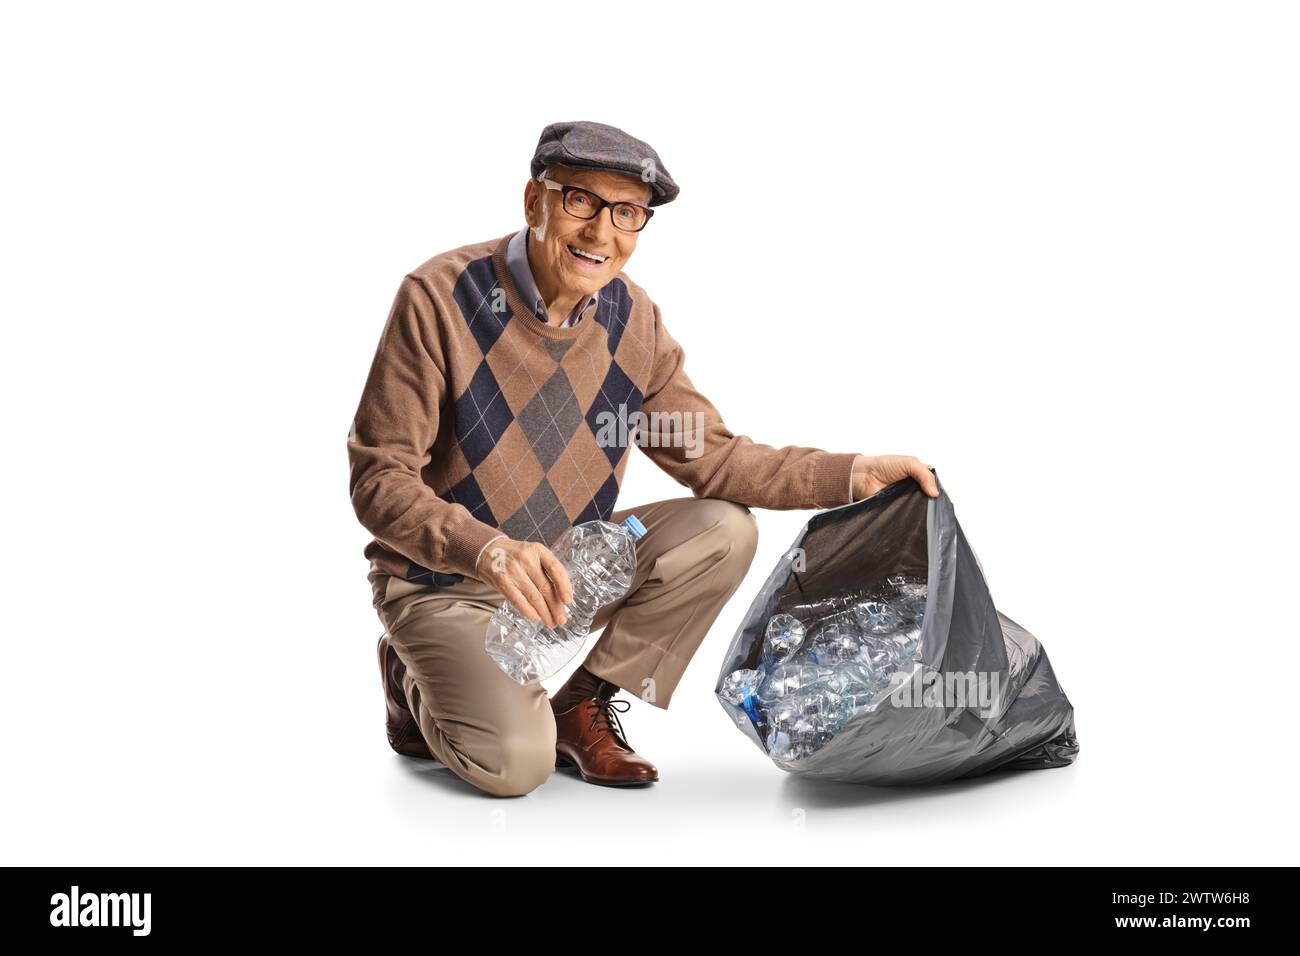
[701,499,759,564]
[475,731,556,798]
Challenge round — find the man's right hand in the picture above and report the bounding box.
[476,537,574,630]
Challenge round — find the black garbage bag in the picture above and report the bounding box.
[714,474,1079,785]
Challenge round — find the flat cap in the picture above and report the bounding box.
[530,120,679,206]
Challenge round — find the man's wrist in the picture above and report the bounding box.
[444,523,508,579]
[473,533,508,575]
[812,452,862,508]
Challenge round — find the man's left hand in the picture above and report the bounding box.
[851,455,939,500]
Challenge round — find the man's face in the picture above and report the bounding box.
[524,165,653,301]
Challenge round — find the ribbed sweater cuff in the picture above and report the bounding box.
[812,452,861,508]
[446,523,508,579]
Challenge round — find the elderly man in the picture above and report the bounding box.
[348,120,938,797]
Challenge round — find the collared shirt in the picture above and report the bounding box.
[506,227,599,328]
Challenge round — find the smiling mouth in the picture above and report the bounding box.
[566,244,608,267]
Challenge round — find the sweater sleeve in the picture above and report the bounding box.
[635,299,861,510]
[347,275,506,579]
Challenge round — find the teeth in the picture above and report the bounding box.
[568,245,606,262]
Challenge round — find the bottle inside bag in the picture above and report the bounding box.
[720,572,927,761]
[484,515,647,684]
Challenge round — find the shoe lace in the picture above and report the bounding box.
[586,697,632,749]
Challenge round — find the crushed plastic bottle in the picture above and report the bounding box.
[485,515,647,684]
[762,613,806,665]
[720,668,765,729]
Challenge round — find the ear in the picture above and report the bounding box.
[524,179,541,228]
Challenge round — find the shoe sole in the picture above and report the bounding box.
[397,753,443,765]
[389,740,441,763]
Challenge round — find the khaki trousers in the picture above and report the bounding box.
[368,496,759,797]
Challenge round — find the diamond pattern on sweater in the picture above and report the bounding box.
[594,278,633,356]
[574,473,622,526]
[453,255,512,355]
[443,265,650,547]
[440,470,496,527]
[585,360,644,467]
[466,420,546,521]
[454,361,514,468]
[545,424,609,519]
[499,477,573,548]
[517,367,584,471]
[377,247,659,561]
[544,337,577,364]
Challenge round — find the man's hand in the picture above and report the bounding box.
[476,537,574,629]
[851,455,939,500]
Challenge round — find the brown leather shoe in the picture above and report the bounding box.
[553,696,658,786]
[376,634,437,760]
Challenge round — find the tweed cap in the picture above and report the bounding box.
[530,120,679,206]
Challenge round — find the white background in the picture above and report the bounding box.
[2,1,1296,865]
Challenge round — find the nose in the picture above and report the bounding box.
[579,208,616,247]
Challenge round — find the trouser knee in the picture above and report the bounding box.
[473,730,556,798]
[697,499,759,581]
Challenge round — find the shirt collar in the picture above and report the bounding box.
[506,227,599,328]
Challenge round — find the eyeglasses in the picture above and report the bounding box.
[538,177,655,233]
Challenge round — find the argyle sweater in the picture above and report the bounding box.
[348,231,861,585]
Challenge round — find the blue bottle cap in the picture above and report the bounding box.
[622,515,647,539]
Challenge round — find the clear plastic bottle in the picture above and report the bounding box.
[761,613,806,665]
[485,515,647,684]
